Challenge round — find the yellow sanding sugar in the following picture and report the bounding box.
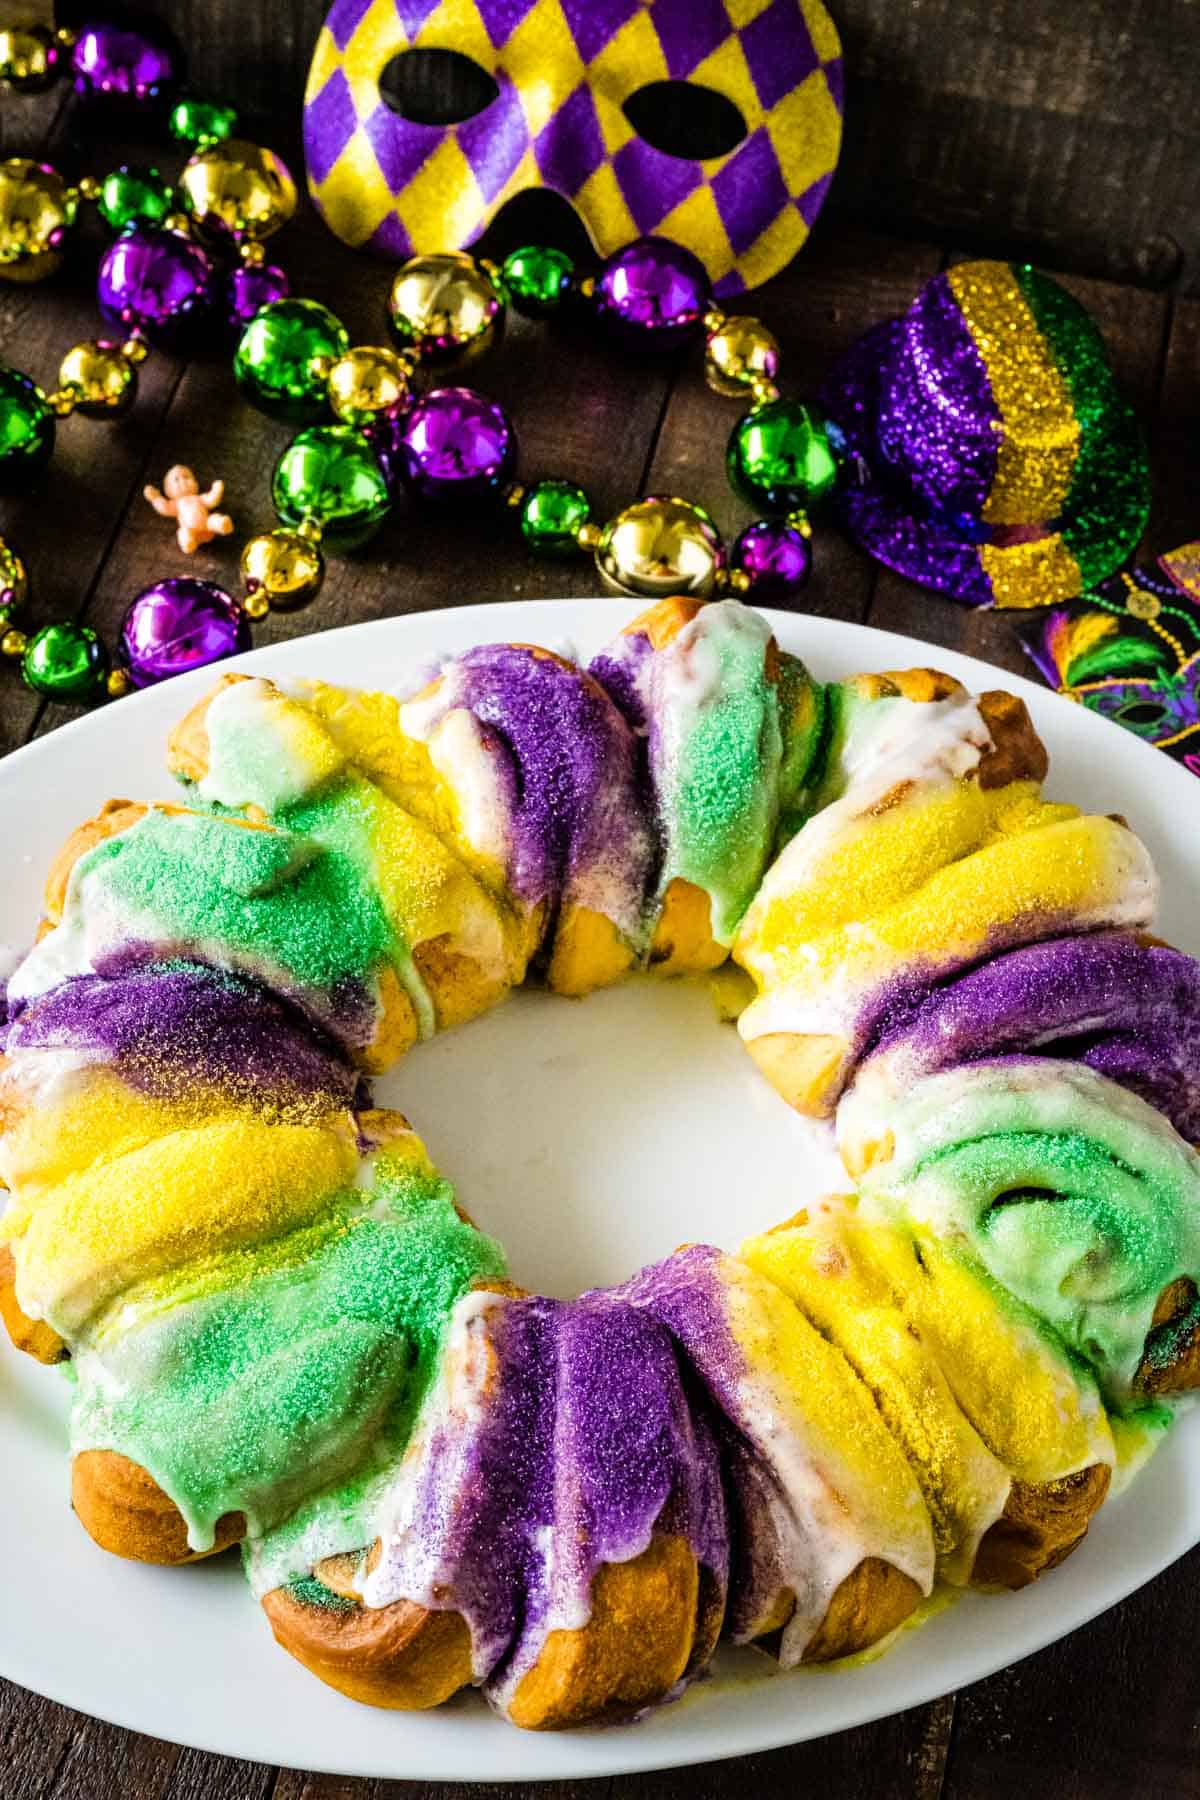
[853,1227,1115,1485]
[723,1256,933,1564]
[737,779,1063,981]
[741,1220,1011,1581]
[758,812,1148,994]
[8,1116,360,1338]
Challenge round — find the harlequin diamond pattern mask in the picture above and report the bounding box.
[303,0,844,297]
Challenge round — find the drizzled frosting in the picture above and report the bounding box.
[848,932,1200,1141]
[331,1286,728,1714]
[844,1057,1200,1403]
[590,600,822,945]
[609,1245,934,1661]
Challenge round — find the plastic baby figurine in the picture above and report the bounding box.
[143,465,234,554]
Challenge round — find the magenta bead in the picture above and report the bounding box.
[397,386,516,504]
[225,262,291,333]
[594,237,712,350]
[119,578,250,688]
[732,519,812,599]
[72,19,181,106]
[98,225,217,350]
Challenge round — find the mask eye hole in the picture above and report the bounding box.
[1116,700,1170,727]
[623,80,747,161]
[379,48,499,126]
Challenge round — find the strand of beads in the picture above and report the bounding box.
[228,237,839,629]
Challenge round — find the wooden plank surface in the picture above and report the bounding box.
[1,92,1197,1800]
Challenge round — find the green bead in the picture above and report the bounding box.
[272,425,390,550]
[169,96,238,148]
[0,365,54,492]
[97,166,174,233]
[22,621,109,702]
[235,299,349,422]
[519,478,591,555]
[727,399,838,515]
[501,244,573,315]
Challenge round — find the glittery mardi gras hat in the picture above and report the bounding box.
[818,260,1150,609]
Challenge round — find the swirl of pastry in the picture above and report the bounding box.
[846,931,1200,1143]
[259,1285,728,1729]
[841,1058,1200,1405]
[167,673,526,1055]
[731,667,1155,1118]
[589,598,824,973]
[396,644,654,995]
[740,1205,1116,1587]
[609,1244,935,1661]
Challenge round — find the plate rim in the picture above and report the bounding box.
[2,595,1197,1783]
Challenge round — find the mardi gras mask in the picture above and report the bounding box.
[1020,543,1200,774]
[303,0,843,297]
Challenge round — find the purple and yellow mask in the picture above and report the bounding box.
[302,0,843,298]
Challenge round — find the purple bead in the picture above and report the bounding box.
[732,519,812,599]
[362,407,409,496]
[225,261,291,334]
[397,386,516,504]
[72,18,181,106]
[119,578,250,688]
[594,236,712,350]
[97,226,218,351]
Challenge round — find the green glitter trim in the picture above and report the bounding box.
[288,1573,357,1613]
[1012,265,1149,585]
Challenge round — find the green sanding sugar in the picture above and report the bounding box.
[71,1156,506,1551]
[78,808,393,992]
[287,1573,356,1613]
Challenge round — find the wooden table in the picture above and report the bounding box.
[3,84,1200,1799]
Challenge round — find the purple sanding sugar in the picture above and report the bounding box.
[590,628,655,733]
[386,1290,728,1707]
[6,960,361,1113]
[602,1246,793,1646]
[448,645,653,930]
[859,932,1200,1140]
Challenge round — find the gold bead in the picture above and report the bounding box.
[705,317,781,398]
[0,158,76,283]
[296,517,324,543]
[575,522,602,550]
[106,668,131,698]
[239,238,266,267]
[58,340,137,417]
[785,508,813,539]
[77,175,101,202]
[44,388,78,418]
[749,376,781,407]
[503,482,527,509]
[725,567,753,593]
[0,26,58,93]
[55,28,77,49]
[1126,587,1161,620]
[120,336,150,364]
[240,528,325,611]
[702,308,727,333]
[577,276,596,300]
[387,252,505,367]
[2,628,28,657]
[162,211,192,236]
[0,538,29,611]
[325,345,411,426]
[594,497,725,600]
[178,140,297,242]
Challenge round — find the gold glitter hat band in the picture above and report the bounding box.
[819,261,1150,610]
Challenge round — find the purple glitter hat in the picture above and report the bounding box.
[819,260,1149,609]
